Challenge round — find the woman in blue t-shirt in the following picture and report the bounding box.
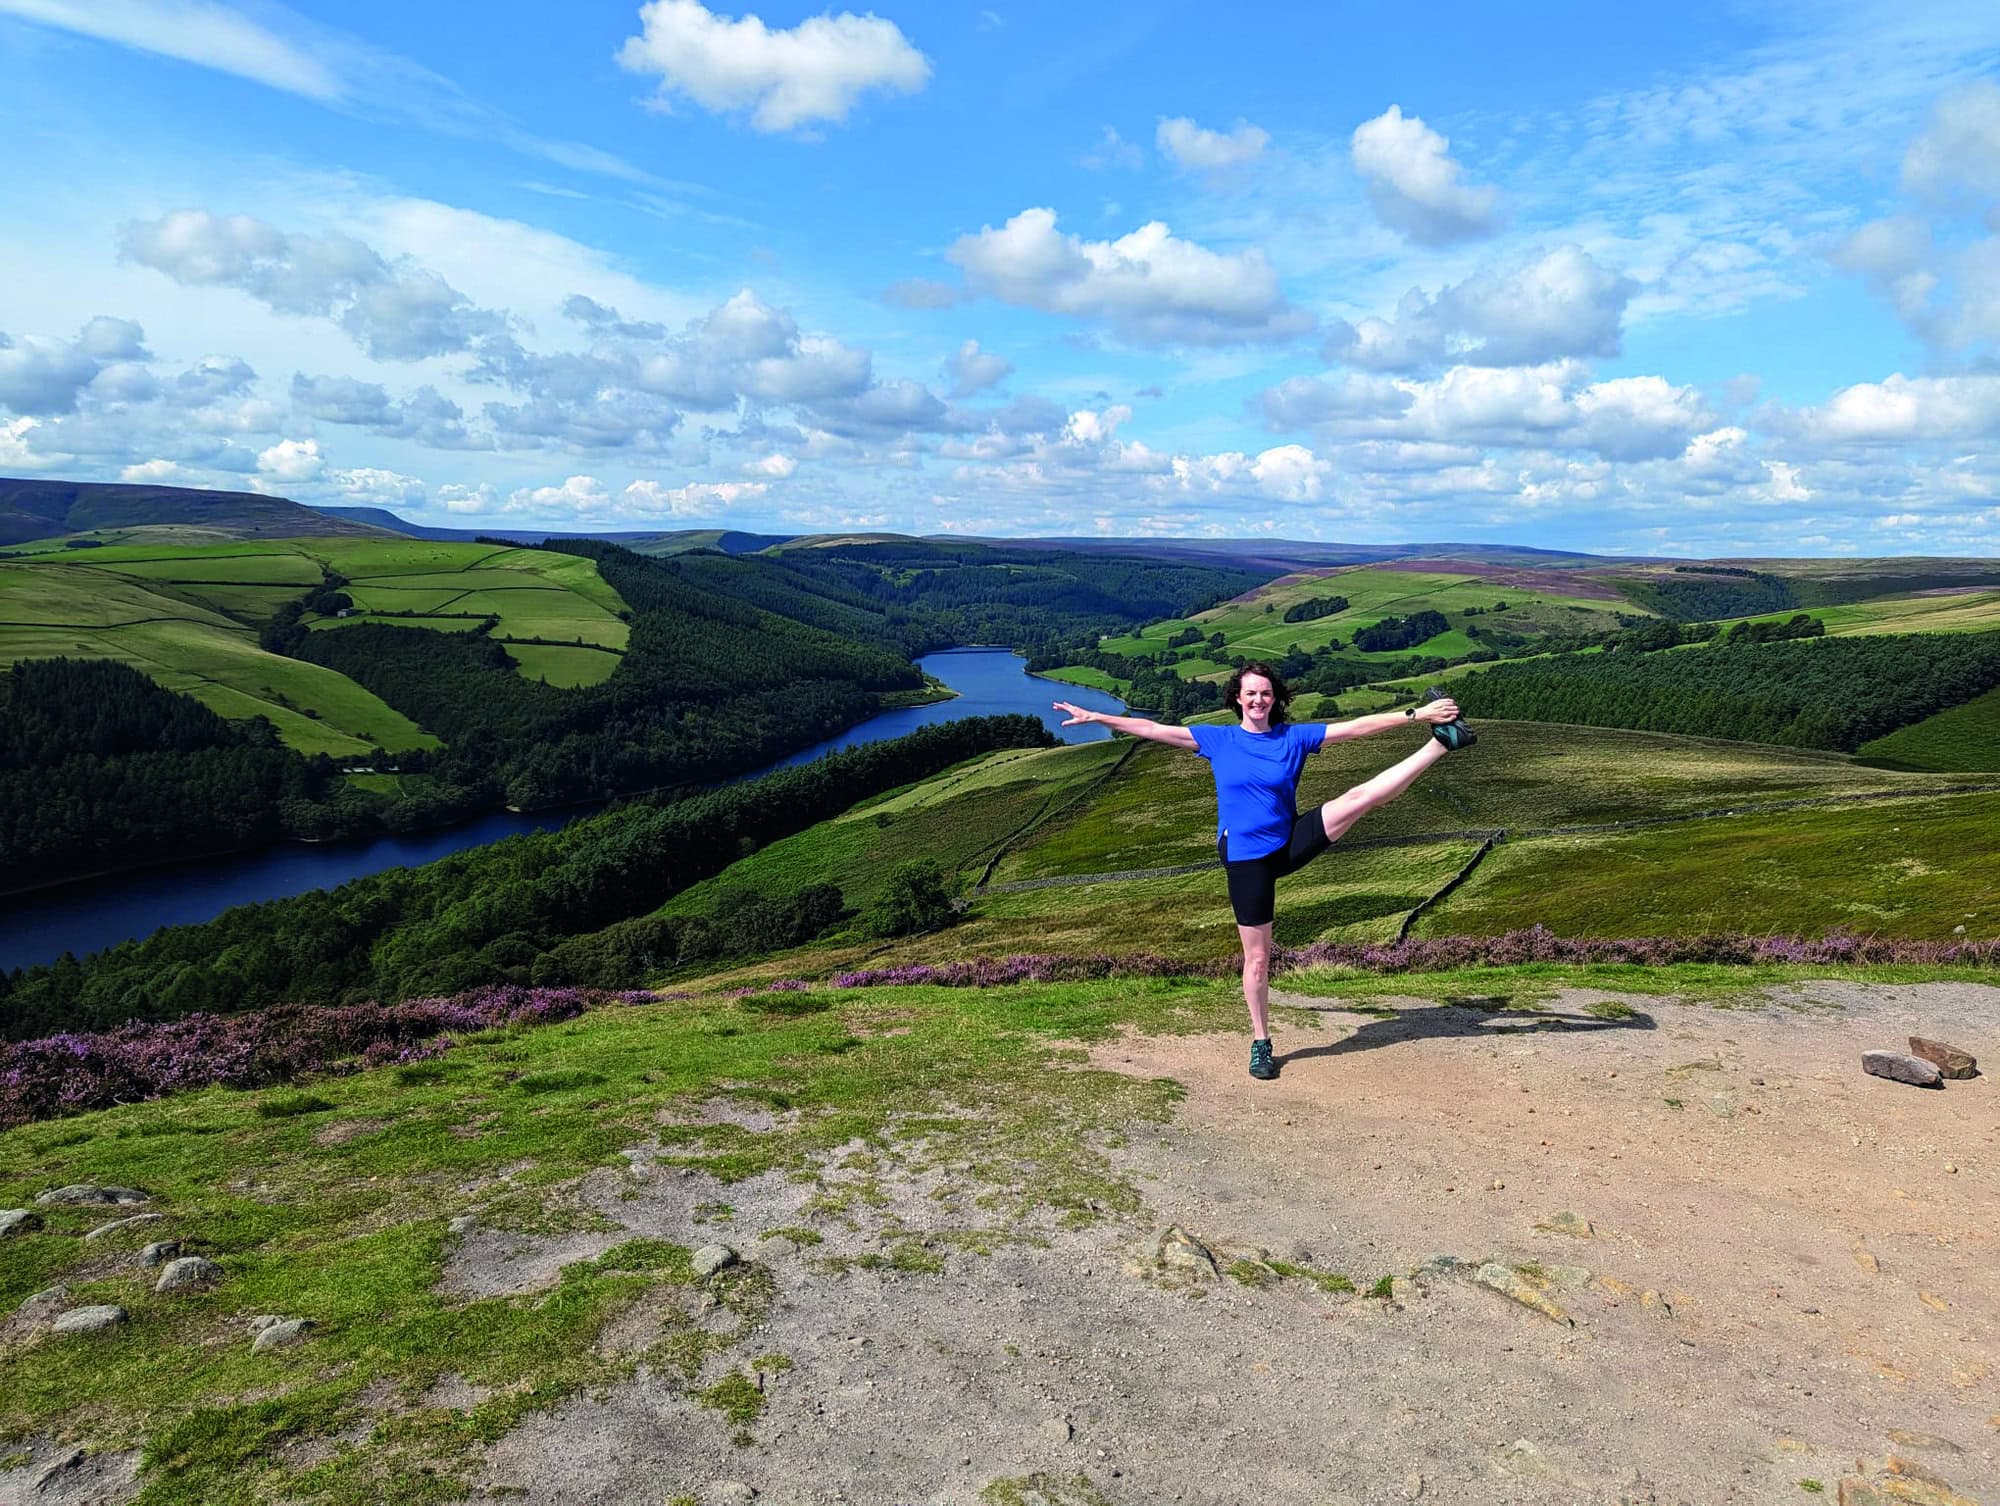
[1055,662,1474,1081]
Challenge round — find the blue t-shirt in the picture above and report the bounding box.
[1190,721,1326,859]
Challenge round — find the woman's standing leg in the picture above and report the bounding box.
[1238,921,1277,1078]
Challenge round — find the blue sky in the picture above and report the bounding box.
[1,0,1997,555]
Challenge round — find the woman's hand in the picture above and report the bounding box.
[1414,697,1461,725]
[1052,700,1097,726]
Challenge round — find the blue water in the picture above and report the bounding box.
[0,650,1124,971]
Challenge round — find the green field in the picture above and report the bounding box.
[1856,685,2000,772]
[505,642,625,687]
[0,562,434,757]
[0,539,631,753]
[1420,791,2000,941]
[1099,566,1633,665]
[304,543,629,652]
[1718,588,2000,638]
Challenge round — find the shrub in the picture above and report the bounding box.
[864,860,956,939]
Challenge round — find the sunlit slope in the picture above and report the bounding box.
[640,719,1996,979]
[304,540,630,685]
[1419,790,2000,941]
[0,539,635,753]
[1718,588,2000,637]
[0,557,433,757]
[1097,566,1634,677]
[1856,685,2000,772]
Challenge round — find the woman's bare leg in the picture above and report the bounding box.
[1237,921,1273,1039]
[1318,738,1448,843]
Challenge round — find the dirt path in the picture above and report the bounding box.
[448,984,1996,1505]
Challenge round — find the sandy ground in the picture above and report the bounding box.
[9,982,1996,1506]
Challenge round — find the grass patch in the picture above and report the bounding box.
[1264,1258,1356,1295]
[254,1093,336,1119]
[0,973,1215,1493]
[1858,685,2000,772]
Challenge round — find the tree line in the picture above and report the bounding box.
[1452,632,2000,750]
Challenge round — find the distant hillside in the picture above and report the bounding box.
[0,478,391,546]
[307,506,789,554]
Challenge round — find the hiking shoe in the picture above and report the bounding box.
[1421,686,1477,750]
[1249,1038,1279,1080]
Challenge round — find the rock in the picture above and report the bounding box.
[691,1244,738,1278]
[1639,1289,1672,1317]
[448,1215,477,1235]
[1492,1439,1571,1483]
[1040,1416,1073,1443]
[1544,1264,1593,1290]
[1474,1263,1572,1326]
[1908,1037,1977,1079]
[35,1184,148,1207]
[1402,1470,1424,1499]
[1854,1246,1881,1274]
[1885,1431,1961,1453]
[32,1447,85,1489]
[51,1304,128,1335]
[1535,1212,1594,1239]
[1839,1481,1887,1506]
[0,1209,43,1238]
[705,1484,757,1506]
[154,1256,223,1293]
[251,1318,314,1354]
[247,1315,284,1334]
[1150,1225,1219,1281]
[85,1212,165,1241]
[15,1286,68,1324]
[140,1240,181,1267]
[1862,1051,1943,1088]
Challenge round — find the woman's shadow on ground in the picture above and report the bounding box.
[1273,993,1657,1068]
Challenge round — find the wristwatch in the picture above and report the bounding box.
[1403,706,1417,718]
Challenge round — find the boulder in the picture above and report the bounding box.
[35,1184,148,1207]
[14,1286,69,1325]
[1151,1225,1220,1280]
[51,1305,128,1335]
[251,1318,314,1354]
[691,1244,739,1278]
[1862,1051,1943,1088]
[139,1240,181,1268]
[0,1209,43,1238]
[1907,1037,1977,1079]
[154,1256,223,1293]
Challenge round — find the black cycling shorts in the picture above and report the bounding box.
[1218,810,1332,928]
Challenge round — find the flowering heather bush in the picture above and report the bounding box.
[1276,927,2000,973]
[827,953,1231,990]
[0,985,651,1130]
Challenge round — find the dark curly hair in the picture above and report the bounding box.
[1223,661,1292,723]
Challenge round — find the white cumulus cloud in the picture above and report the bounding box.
[1327,246,1635,373]
[947,207,1312,346]
[255,436,324,484]
[1350,104,1499,245]
[616,0,930,133]
[1157,116,1268,172]
[944,338,1011,398]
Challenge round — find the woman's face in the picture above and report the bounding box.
[1237,674,1275,722]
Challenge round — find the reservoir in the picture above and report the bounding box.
[0,649,1124,972]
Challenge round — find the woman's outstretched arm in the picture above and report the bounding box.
[1052,701,1199,750]
[1318,698,1460,745]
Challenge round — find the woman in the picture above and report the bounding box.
[1054,664,1474,1080]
